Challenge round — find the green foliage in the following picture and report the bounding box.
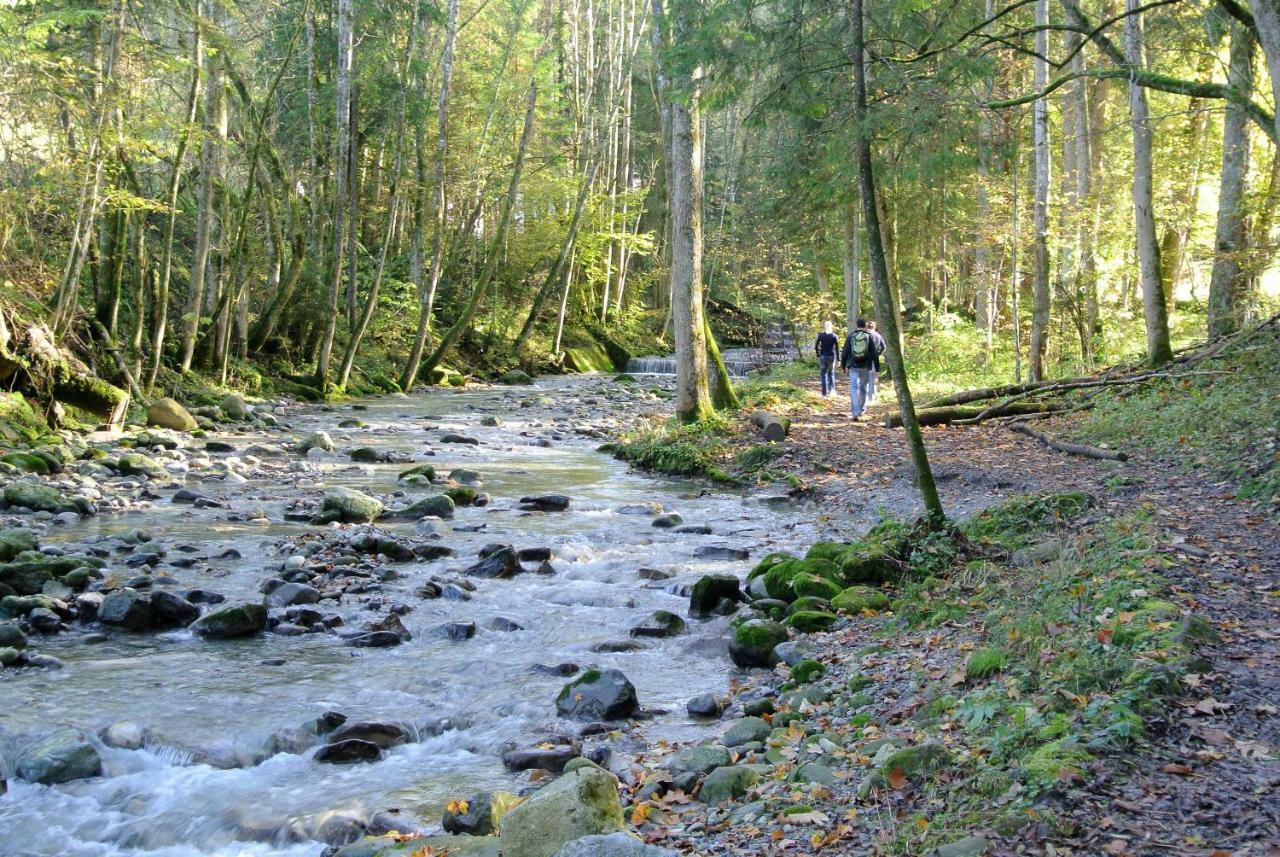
[1078,323,1280,498]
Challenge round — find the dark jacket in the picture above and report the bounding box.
[841,329,877,371]
[867,329,886,371]
[815,332,839,359]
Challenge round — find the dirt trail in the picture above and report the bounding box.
[775,377,1280,853]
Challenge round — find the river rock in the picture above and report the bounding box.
[101,721,146,750]
[630,610,686,638]
[520,494,571,512]
[16,729,103,784]
[441,433,480,445]
[298,431,336,453]
[0,622,28,649]
[220,393,248,420]
[553,834,679,857]
[465,546,519,579]
[98,589,155,630]
[699,764,764,803]
[385,494,454,521]
[694,545,749,561]
[368,613,412,641]
[556,668,638,720]
[685,693,725,718]
[485,617,525,632]
[498,767,627,857]
[518,546,553,562]
[450,468,483,484]
[443,791,495,835]
[689,574,742,618]
[320,487,384,523]
[0,528,38,561]
[436,621,476,640]
[500,370,533,385]
[28,606,61,633]
[191,603,267,638]
[314,739,383,765]
[151,591,199,627]
[146,398,198,431]
[347,631,404,648]
[327,720,411,749]
[503,745,578,772]
[4,482,77,514]
[265,582,321,608]
[661,744,731,776]
[729,619,787,668]
[721,716,771,747]
[651,514,683,528]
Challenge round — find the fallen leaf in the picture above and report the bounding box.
[887,768,908,790]
[1101,838,1129,854]
[1161,763,1193,775]
[1096,628,1114,645]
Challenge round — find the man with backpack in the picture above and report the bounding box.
[814,321,839,397]
[865,320,887,402]
[841,318,876,420]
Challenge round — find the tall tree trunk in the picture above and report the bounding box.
[315,0,354,390]
[1125,0,1174,366]
[148,1,203,389]
[1209,23,1255,339]
[851,0,944,525]
[667,0,713,423]
[1157,51,1214,312]
[401,0,458,390]
[179,4,225,373]
[338,13,415,390]
[705,316,739,410]
[1250,0,1280,145]
[841,201,860,334]
[1028,0,1051,382]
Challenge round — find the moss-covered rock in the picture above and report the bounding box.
[398,464,436,482]
[556,668,639,720]
[117,452,166,478]
[660,744,731,775]
[0,392,48,443]
[3,482,78,514]
[858,741,953,797]
[689,573,742,618]
[146,397,198,431]
[762,558,841,602]
[790,658,825,684]
[0,528,37,562]
[699,765,765,803]
[787,596,832,616]
[791,574,842,601]
[749,551,795,580]
[190,603,267,638]
[805,541,852,563]
[729,618,788,668]
[562,343,615,374]
[319,487,384,523]
[499,767,627,856]
[16,729,103,784]
[500,369,534,385]
[385,494,455,520]
[831,585,890,613]
[786,610,838,633]
[1,452,50,474]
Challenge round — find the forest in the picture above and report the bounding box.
[0,0,1278,854]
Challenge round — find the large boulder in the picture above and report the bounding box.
[98,589,155,631]
[384,494,454,521]
[0,528,37,561]
[553,834,679,857]
[219,393,248,420]
[688,574,742,618]
[146,397,198,431]
[16,729,103,784]
[729,619,787,668]
[150,590,199,627]
[320,487,384,523]
[3,482,78,514]
[498,767,627,857]
[500,369,534,385]
[831,585,890,613]
[556,669,639,720]
[190,603,267,638]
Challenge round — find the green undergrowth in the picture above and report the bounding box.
[1076,320,1280,499]
[864,494,1214,851]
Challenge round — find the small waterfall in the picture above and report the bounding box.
[626,354,760,377]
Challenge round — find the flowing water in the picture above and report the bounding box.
[0,376,825,856]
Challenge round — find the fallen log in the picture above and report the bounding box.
[1009,423,1128,461]
[749,409,790,442]
[884,402,1066,428]
[0,317,130,429]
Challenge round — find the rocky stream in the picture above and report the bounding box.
[0,374,862,856]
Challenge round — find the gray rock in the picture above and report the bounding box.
[685,693,725,719]
[150,590,199,627]
[298,431,336,453]
[101,721,146,750]
[385,494,454,521]
[520,494,571,512]
[16,729,102,784]
[220,393,248,420]
[326,720,411,749]
[264,582,321,608]
[720,717,771,747]
[699,764,765,803]
[0,622,28,650]
[556,668,638,720]
[694,545,750,561]
[630,610,686,638]
[443,791,495,835]
[98,589,154,631]
[146,398,197,431]
[498,767,626,857]
[436,622,477,640]
[347,631,403,648]
[934,836,991,857]
[319,487,384,524]
[314,739,382,764]
[503,745,578,772]
[465,547,520,579]
[660,744,731,776]
[689,574,742,618]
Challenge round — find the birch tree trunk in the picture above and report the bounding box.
[1208,23,1254,339]
[315,0,354,389]
[667,0,712,423]
[1028,0,1051,382]
[851,0,944,525]
[1125,0,1173,366]
[841,201,860,334]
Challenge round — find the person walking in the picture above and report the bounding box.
[865,320,887,403]
[814,321,839,397]
[841,318,876,420]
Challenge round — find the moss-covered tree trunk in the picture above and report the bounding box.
[705,316,739,410]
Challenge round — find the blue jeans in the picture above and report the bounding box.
[849,367,872,416]
[819,356,836,396]
[868,368,878,402]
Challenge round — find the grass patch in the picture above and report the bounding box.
[1075,321,1280,499]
